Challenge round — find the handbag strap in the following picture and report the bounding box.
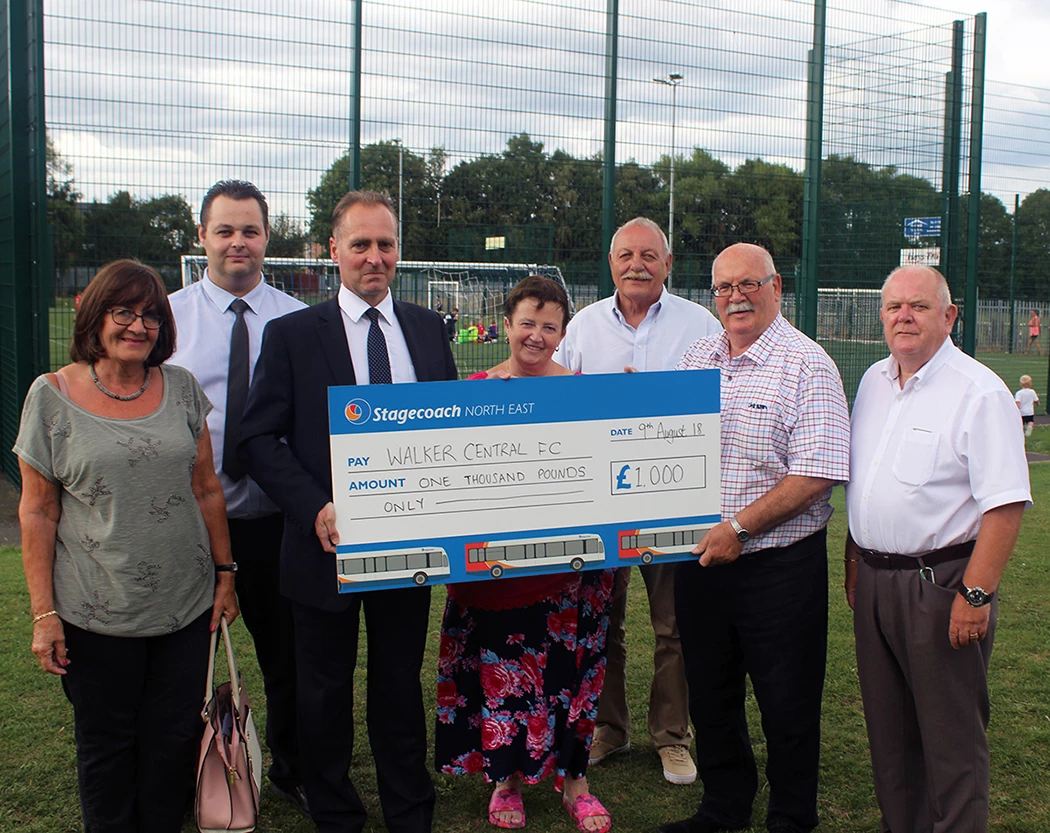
[219,616,243,713]
[201,616,244,718]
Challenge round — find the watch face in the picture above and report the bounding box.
[964,587,989,606]
[737,530,750,543]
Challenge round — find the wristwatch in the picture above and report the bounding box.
[960,584,993,607]
[215,562,239,574]
[728,516,750,543]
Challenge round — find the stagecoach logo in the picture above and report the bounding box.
[344,398,372,425]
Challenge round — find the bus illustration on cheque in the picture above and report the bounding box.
[618,525,713,563]
[337,547,451,588]
[465,534,605,578]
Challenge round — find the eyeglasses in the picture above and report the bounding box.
[108,308,164,330]
[711,274,776,298]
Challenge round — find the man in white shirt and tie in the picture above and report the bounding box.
[168,180,308,814]
[555,217,722,786]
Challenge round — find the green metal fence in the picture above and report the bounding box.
[4,0,1050,481]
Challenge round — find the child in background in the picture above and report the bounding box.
[1015,374,1040,437]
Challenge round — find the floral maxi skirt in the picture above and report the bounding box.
[435,569,615,787]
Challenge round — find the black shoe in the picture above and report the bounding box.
[269,782,311,817]
[658,812,750,833]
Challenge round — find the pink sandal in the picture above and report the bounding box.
[488,786,526,829]
[562,792,612,833]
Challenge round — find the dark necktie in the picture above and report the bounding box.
[365,307,393,385]
[223,299,250,481]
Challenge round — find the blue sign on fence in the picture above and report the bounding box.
[903,217,942,238]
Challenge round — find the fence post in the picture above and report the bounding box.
[348,0,362,191]
[1009,194,1018,353]
[940,21,964,322]
[962,13,985,357]
[599,0,618,299]
[0,0,49,483]
[799,0,826,339]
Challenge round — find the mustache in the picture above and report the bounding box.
[622,271,652,281]
[725,301,755,314]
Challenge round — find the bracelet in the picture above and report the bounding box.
[32,609,58,623]
[844,557,859,563]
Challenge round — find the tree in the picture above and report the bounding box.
[820,155,940,287]
[725,158,803,260]
[670,148,731,259]
[307,153,351,243]
[81,191,197,282]
[959,193,1012,297]
[306,142,439,258]
[267,213,308,258]
[1016,188,1050,297]
[614,159,661,225]
[46,138,84,269]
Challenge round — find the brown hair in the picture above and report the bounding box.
[70,259,176,366]
[504,275,570,330]
[200,179,269,229]
[331,190,398,241]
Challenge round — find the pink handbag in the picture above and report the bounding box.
[195,617,262,833]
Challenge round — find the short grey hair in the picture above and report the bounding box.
[609,217,670,257]
[711,243,776,286]
[882,265,951,309]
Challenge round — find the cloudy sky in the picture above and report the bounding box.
[938,0,1050,86]
[45,0,1049,224]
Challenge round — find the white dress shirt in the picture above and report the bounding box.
[846,337,1031,554]
[554,287,722,373]
[337,285,418,384]
[168,270,306,518]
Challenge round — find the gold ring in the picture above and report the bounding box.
[969,632,979,641]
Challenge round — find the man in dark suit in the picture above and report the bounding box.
[239,190,457,833]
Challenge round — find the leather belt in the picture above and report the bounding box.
[859,540,975,570]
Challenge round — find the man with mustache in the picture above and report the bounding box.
[844,265,1029,833]
[662,243,850,833]
[555,217,721,786]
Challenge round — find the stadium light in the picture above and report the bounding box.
[654,72,684,264]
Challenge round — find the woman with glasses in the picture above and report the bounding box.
[14,259,238,833]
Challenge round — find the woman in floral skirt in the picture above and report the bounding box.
[435,276,614,833]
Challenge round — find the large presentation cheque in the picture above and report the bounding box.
[328,369,721,592]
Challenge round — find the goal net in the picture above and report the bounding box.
[180,257,570,333]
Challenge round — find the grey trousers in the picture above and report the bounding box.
[854,556,996,833]
[594,562,693,749]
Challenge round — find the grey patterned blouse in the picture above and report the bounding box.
[13,364,216,637]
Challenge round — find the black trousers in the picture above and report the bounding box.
[61,611,211,833]
[293,586,435,833]
[675,529,828,833]
[228,513,300,789]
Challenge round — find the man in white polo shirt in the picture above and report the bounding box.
[845,265,1030,833]
[168,180,308,814]
[555,217,721,785]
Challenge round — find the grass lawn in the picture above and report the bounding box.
[1,468,1048,832]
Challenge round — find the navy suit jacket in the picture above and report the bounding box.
[239,296,458,611]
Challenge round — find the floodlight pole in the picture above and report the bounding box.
[654,73,684,259]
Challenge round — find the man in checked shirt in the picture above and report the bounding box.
[659,243,850,833]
